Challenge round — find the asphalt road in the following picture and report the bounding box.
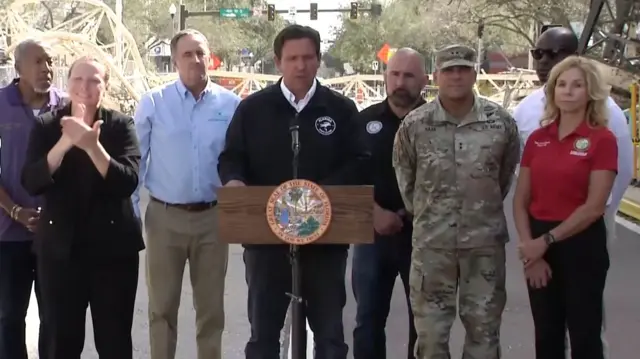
[25,190,640,358]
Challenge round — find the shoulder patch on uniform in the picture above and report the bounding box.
[315,116,336,135]
[366,120,383,134]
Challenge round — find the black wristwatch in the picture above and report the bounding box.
[543,232,556,245]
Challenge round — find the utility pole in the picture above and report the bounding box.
[528,21,535,70]
[476,19,484,72]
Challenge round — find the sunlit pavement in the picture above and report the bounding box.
[25,190,640,358]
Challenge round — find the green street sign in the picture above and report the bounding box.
[220,8,251,18]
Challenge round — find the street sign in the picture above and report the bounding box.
[288,6,297,17]
[252,7,262,17]
[371,60,379,71]
[220,8,251,18]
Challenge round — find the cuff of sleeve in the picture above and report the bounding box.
[104,158,124,183]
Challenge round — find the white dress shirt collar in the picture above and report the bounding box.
[280,80,317,113]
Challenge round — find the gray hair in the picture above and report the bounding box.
[14,39,51,72]
[170,29,209,59]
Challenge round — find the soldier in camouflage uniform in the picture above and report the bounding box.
[392,45,521,359]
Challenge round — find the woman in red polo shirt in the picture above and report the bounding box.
[512,55,617,359]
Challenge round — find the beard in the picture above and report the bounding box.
[33,85,51,94]
[388,88,419,108]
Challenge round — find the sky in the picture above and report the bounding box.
[270,0,351,50]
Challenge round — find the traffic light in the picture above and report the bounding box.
[310,3,318,20]
[371,3,382,17]
[267,4,275,21]
[350,2,358,19]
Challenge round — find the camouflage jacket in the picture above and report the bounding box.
[392,97,520,249]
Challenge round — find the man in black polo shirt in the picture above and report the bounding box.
[351,48,428,359]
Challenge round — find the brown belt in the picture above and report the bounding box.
[150,196,217,212]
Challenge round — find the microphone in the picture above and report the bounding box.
[289,115,300,154]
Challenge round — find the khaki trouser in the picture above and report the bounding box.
[144,200,229,359]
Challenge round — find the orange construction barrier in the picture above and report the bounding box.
[355,87,364,104]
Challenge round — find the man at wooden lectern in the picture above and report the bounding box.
[218,25,371,359]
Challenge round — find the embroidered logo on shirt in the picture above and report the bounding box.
[573,138,590,151]
[315,117,336,136]
[535,141,550,147]
[366,120,383,134]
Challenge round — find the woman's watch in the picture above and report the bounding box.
[543,232,557,245]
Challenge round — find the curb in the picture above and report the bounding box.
[619,198,640,220]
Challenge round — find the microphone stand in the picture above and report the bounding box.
[288,114,307,359]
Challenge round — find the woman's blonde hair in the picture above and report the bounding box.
[540,56,609,128]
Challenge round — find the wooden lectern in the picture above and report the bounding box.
[217,183,373,359]
[217,186,374,245]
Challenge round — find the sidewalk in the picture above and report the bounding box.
[620,186,640,220]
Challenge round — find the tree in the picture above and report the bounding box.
[421,0,590,51]
[329,12,385,73]
[329,0,477,72]
[329,0,601,70]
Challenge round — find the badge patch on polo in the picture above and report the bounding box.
[573,138,590,151]
[366,120,383,134]
[315,117,336,135]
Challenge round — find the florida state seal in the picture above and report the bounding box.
[266,179,332,245]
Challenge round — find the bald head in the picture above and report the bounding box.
[534,27,578,82]
[385,47,428,109]
[537,27,578,53]
[388,48,426,73]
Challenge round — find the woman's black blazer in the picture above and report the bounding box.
[21,104,144,259]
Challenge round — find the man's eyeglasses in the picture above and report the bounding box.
[530,48,564,60]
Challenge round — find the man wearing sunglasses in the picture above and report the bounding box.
[512,26,633,359]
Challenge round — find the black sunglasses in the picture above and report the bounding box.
[530,48,565,60]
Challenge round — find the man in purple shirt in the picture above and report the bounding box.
[0,39,65,359]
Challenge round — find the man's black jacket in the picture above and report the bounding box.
[218,80,372,249]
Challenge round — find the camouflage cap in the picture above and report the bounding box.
[435,45,477,70]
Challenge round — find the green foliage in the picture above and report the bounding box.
[98,0,287,66]
[329,0,592,71]
[329,0,477,72]
[186,0,287,65]
[298,216,320,236]
[464,0,590,50]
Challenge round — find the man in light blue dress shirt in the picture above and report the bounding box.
[132,29,241,359]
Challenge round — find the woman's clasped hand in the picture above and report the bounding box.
[60,102,103,151]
